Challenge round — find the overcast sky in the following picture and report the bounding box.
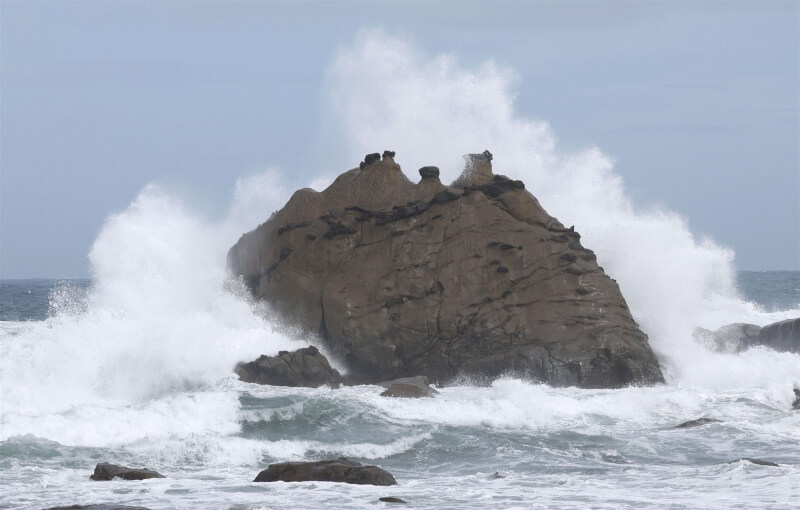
[1,0,798,278]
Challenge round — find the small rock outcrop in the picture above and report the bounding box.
[380,382,435,398]
[729,458,780,467]
[378,376,438,397]
[379,497,407,504]
[696,318,799,354]
[673,418,721,429]
[235,346,342,388]
[753,318,799,353]
[253,458,397,486]
[89,463,164,481]
[792,388,800,410]
[228,151,664,388]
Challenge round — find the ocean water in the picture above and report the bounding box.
[2,32,800,510]
[1,273,798,510]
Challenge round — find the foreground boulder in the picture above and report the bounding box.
[89,463,164,481]
[228,151,664,388]
[235,346,342,387]
[254,458,396,486]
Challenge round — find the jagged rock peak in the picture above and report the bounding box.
[454,149,494,187]
[419,166,440,179]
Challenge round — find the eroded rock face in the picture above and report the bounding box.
[235,346,342,387]
[228,151,664,388]
[89,463,164,481]
[254,459,397,486]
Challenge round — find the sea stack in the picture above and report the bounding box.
[228,151,664,388]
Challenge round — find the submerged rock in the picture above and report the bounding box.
[673,418,722,429]
[379,497,407,504]
[380,382,435,398]
[235,346,342,388]
[228,151,664,388]
[89,463,164,481]
[253,458,397,486]
[729,458,780,467]
[45,506,151,510]
[378,375,437,398]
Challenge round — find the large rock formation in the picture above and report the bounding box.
[254,459,397,486]
[228,151,664,388]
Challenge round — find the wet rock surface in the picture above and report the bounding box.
[89,463,164,481]
[228,151,664,388]
[253,458,397,486]
[235,346,342,388]
[752,317,799,353]
[380,382,435,398]
[792,388,800,410]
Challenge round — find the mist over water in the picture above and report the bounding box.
[1,31,798,509]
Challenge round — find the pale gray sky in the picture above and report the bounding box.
[1,0,798,278]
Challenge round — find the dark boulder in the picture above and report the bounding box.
[792,388,800,410]
[228,151,663,388]
[235,346,342,388]
[673,418,721,429]
[89,463,164,481]
[253,458,397,486]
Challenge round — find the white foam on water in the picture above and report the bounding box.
[0,177,303,445]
